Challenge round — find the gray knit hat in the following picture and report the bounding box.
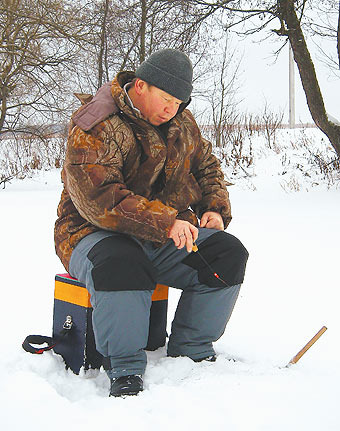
[136,49,193,102]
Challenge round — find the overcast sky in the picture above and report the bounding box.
[235,32,339,125]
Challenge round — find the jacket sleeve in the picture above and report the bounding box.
[187,112,232,228]
[63,124,178,244]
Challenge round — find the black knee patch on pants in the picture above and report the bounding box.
[87,235,157,291]
[182,231,249,288]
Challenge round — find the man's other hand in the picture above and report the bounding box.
[200,211,224,230]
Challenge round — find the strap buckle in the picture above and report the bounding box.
[63,315,73,330]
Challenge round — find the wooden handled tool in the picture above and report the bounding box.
[287,326,327,366]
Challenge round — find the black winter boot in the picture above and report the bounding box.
[193,355,217,363]
[109,375,143,397]
[168,354,217,362]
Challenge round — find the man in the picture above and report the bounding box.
[54,49,248,397]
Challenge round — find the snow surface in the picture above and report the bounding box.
[1,130,340,430]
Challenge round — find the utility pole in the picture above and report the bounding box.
[289,43,295,128]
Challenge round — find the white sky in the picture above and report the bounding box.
[235,32,339,124]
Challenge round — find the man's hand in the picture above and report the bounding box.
[168,220,199,253]
[200,211,224,230]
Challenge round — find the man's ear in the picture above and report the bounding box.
[134,78,147,96]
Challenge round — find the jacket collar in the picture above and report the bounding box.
[72,71,191,132]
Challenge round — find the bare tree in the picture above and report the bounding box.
[0,0,91,134]
[274,0,340,157]
[97,0,111,88]
[181,0,340,158]
[0,0,230,133]
[208,33,242,148]
[305,0,340,73]
[88,0,217,84]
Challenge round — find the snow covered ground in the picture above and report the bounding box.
[1,129,340,430]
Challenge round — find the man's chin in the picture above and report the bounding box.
[150,116,169,126]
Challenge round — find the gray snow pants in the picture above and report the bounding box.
[69,228,243,378]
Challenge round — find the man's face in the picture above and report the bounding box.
[136,80,183,126]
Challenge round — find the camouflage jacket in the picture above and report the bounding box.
[54,72,232,271]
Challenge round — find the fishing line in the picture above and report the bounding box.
[192,242,230,288]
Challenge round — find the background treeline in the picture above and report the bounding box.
[1,0,339,186]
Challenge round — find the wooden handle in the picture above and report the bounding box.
[288,326,327,366]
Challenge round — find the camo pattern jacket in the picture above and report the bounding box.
[54,72,232,272]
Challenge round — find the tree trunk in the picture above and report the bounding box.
[140,0,147,63]
[337,0,340,69]
[278,0,340,158]
[0,96,6,133]
[98,0,110,89]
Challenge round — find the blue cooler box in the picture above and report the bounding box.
[53,273,168,374]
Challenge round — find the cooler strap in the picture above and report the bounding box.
[22,315,73,354]
[22,335,56,354]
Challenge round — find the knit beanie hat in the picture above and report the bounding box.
[136,49,193,102]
